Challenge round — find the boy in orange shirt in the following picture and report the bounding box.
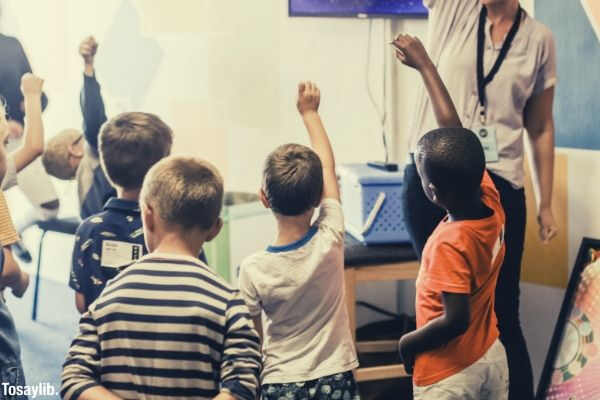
[393,35,509,399]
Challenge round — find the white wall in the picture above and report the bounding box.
[0,0,412,324]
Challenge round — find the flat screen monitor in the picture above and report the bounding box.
[289,0,428,18]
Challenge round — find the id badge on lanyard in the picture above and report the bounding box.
[476,5,522,164]
[475,110,499,163]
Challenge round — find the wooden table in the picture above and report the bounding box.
[344,236,419,382]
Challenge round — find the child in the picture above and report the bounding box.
[0,96,31,396]
[238,82,359,399]
[68,111,173,313]
[61,156,261,400]
[42,36,116,219]
[393,35,509,399]
[0,72,45,297]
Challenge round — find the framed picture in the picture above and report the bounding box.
[537,238,600,399]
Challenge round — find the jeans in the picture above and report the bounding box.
[401,163,534,400]
[413,339,509,400]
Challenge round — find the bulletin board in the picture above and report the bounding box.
[535,0,600,150]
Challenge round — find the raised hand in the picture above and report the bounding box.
[392,34,432,71]
[296,81,321,116]
[79,36,98,65]
[20,73,44,97]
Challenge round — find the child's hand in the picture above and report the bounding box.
[20,73,44,97]
[398,334,415,375]
[296,81,320,116]
[79,36,98,65]
[392,34,432,71]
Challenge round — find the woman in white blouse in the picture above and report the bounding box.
[401,1,557,398]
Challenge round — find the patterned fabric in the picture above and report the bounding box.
[0,192,19,247]
[61,253,262,400]
[69,198,146,309]
[262,371,361,400]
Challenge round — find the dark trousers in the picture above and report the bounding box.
[401,163,534,400]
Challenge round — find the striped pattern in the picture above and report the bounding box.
[0,192,19,246]
[61,254,261,400]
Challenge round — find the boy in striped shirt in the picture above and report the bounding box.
[61,156,262,400]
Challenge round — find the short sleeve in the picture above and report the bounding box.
[238,262,261,317]
[422,0,479,64]
[0,192,19,246]
[532,26,557,96]
[69,224,91,294]
[423,241,473,294]
[1,155,18,191]
[315,198,344,239]
[480,170,500,203]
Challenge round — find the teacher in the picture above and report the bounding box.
[401,0,557,399]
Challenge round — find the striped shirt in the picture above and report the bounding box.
[61,253,262,400]
[0,191,19,246]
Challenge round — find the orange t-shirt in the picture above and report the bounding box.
[413,171,506,386]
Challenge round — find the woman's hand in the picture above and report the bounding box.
[392,34,433,71]
[538,207,558,244]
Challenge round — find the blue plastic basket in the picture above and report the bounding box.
[338,163,410,245]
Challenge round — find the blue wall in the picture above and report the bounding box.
[536,0,600,150]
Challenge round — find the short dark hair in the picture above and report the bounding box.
[99,112,173,190]
[263,143,323,216]
[416,127,485,198]
[141,156,224,231]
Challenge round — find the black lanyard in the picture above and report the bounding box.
[477,5,523,119]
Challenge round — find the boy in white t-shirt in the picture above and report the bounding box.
[238,82,359,399]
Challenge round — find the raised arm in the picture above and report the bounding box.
[296,82,339,201]
[393,34,462,129]
[79,36,106,154]
[11,73,44,173]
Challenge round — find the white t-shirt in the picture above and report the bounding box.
[409,0,557,188]
[238,199,358,384]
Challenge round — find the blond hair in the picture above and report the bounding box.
[42,129,82,180]
[141,156,224,231]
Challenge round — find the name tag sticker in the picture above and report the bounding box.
[475,126,499,163]
[101,240,143,268]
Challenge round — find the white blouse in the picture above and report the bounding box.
[409,0,557,188]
